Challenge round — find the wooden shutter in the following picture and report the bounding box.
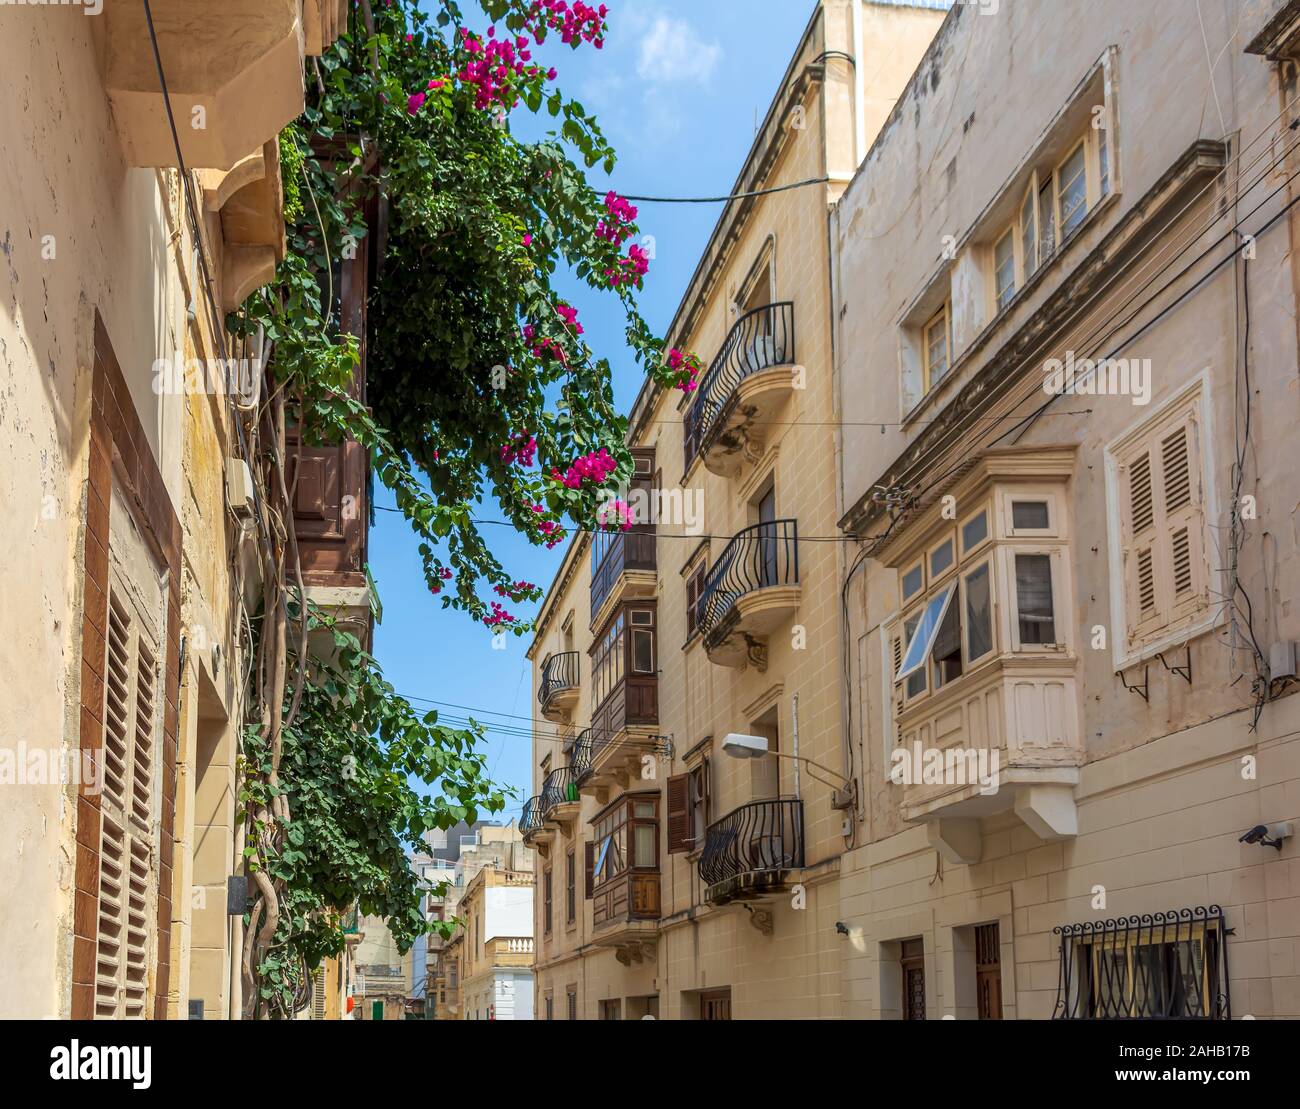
[96,588,158,1019]
[584,841,595,898]
[665,773,691,854]
[1119,406,1205,649]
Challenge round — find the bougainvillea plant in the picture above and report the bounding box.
[229,0,697,1016]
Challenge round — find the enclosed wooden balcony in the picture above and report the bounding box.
[99,0,346,169]
[699,798,804,906]
[538,651,580,722]
[895,655,1083,864]
[590,530,656,631]
[683,302,801,475]
[697,520,801,669]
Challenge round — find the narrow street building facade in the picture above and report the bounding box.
[524,0,948,1019]
[834,0,1300,1019]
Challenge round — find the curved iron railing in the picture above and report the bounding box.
[541,766,580,813]
[1053,905,1232,1019]
[696,519,799,642]
[520,795,545,835]
[684,301,795,464]
[538,650,580,706]
[571,729,594,781]
[699,798,804,889]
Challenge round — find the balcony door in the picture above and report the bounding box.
[757,486,777,589]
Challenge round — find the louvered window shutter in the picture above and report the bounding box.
[665,773,691,854]
[1159,418,1204,622]
[1122,447,1162,643]
[96,587,159,1020]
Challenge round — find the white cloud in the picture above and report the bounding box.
[635,14,722,85]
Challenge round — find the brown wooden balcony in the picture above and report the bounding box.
[590,530,657,630]
[591,872,660,962]
[585,687,659,801]
[683,302,800,475]
[699,798,804,906]
[538,651,580,722]
[697,520,801,669]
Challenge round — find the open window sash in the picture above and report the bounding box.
[896,583,957,682]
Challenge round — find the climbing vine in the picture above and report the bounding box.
[231,0,695,1016]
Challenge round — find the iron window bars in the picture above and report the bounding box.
[1053,905,1231,1019]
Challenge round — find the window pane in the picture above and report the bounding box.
[931,593,963,688]
[902,613,926,698]
[1020,186,1037,276]
[926,314,949,384]
[1098,126,1109,197]
[1015,554,1056,644]
[634,824,655,867]
[897,584,957,681]
[1058,144,1087,237]
[902,564,923,600]
[1038,180,1056,260]
[930,539,954,577]
[634,801,655,818]
[965,563,993,661]
[962,511,988,550]
[632,628,654,673]
[1012,500,1050,530]
[630,609,653,625]
[994,231,1015,310]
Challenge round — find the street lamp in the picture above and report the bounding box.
[719,732,855,799]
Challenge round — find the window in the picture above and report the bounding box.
[545,994,554,1021]
[991,124,1110,319]
[567,988,578,1021]
[964,563,994,662]
[591,604,656,711]
[592,793,659,882]
[685,561,707,642]
[1056,908,1229,1019]
[543,868,552,935]
[961,508,989,553]
[1014,554,1056,645]
[923,303,951,390]
[888,473,1070,722]
[993,229,1016,311]
[700,988,732,1021]
[565,849,576,924]
[1108,387,1209,657]
[599,999,621,1021]
[667,759,708,854]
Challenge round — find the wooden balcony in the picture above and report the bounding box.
[697,520,801,670]
[590,530,657,632]
[538,651,581,722]
[895,655,1083,864]
[699,798,804,906]
[591,872,659,964]
[683,302,801,476]
[584,682,659,801]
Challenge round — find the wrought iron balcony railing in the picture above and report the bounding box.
[541,766,580,814]
[571,729,594,781]
[519,795,544,836]
[538,650,580,706]
[684,301,795,465]
[699,798,804,898]
[696,519,799,642]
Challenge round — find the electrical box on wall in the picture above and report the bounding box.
[225,458,255,519]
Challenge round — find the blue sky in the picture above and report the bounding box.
[375,2,820,821]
